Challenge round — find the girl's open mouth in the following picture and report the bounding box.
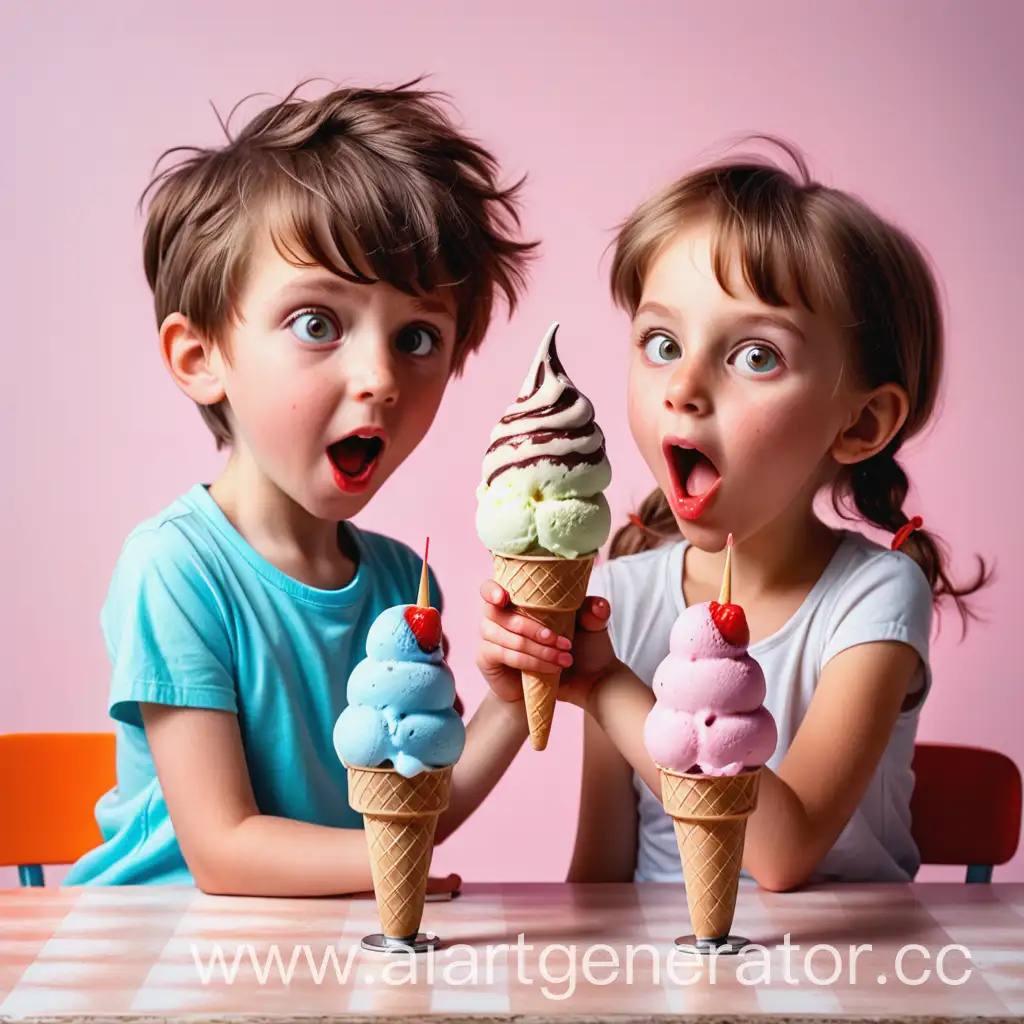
[328,434,385,493]
[664,440,721,521]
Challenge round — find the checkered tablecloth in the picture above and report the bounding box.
[1,882,1022,1020]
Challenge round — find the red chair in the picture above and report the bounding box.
[0,733,116,886]
[910,742,1022,882]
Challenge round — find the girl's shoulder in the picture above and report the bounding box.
[821,530,933,620]
[810,529,934,673]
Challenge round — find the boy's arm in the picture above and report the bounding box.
[141,703,459,897]
[566,711,638,882]
[435,691,529,844]
[583,662,661,796]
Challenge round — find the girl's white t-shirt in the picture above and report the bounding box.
[587,529,934,884]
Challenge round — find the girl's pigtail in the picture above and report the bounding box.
[608,488,680,559]
[834,446,993,633]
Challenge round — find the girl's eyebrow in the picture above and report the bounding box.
[635,300,678,320]
[634,301,805,344]
[734,312,807,343]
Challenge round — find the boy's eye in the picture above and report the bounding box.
[289,311,339,345]
[734,344,779,376]
[643,332,681,364]
[396,325,439,357]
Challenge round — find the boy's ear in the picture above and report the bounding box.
[830,382,910,466]
[160,312,226,406]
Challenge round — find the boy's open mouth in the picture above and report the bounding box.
[328,433,385,492]
[664,439,721,521]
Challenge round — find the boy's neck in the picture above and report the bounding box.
[209,451,357,591]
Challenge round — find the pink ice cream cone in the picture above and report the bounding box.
[645,535,777,947]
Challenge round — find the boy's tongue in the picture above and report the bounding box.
[332,437,375,475]
[686,455,719,497]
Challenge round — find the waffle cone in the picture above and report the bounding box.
[347,765,452,940]
[660,766,761,940]
[492,552,595,750]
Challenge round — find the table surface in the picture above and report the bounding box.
[1,882,1022,1022]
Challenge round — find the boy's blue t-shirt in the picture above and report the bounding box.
[63,483,441,887]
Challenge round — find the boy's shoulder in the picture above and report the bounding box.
[107,485,443,616]
[111,485,229,581]
[103,486,234,624]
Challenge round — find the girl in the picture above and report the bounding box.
[477,138,990,892]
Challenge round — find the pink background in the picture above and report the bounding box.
[2,0,1021,887]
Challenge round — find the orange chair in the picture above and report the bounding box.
[910,742,1022,882]
[0,732,116,886]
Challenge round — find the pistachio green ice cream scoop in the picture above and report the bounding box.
[475,322,611,559]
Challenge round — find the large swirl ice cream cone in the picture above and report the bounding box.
[492,551,595,750]
[476,322,612,750]
[644,536,777,949]
[334,547,465,949]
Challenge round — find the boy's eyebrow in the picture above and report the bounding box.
[411,296,451,317]
[277,273,351,304]
[278,273,452,318]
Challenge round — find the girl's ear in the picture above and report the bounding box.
[831,382,910,465]
[160,312,227,406]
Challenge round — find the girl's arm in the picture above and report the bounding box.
[580,641,921,893]
[741,639,921,892]
[435,691,529,843]
[141,704,460,897]
[566,711,639,882]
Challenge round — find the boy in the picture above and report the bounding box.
[64,80,538,894]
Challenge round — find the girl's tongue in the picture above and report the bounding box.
[686,454,720,497]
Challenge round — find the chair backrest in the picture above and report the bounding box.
[910,742,1022,876]
[0,732,116,870]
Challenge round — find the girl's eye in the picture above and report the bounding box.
[734,344,779,376]
[643,332,681,364]
[396,325,439,357]
[289,311,339,345]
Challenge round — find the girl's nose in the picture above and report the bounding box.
[664,357,712,415]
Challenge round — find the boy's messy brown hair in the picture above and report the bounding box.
[141,79,539,448]
[607,137,991,632]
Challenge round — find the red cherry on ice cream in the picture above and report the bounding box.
[404,606,443,652]
[709,600,749,647]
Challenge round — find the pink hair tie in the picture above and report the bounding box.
[891,516,923,551]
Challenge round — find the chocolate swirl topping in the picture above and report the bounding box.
[482,323,608,488]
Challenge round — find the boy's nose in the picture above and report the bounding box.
[664,357,712,416]
[348,346,399,406]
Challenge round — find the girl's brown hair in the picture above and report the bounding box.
[607,137,991,631]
